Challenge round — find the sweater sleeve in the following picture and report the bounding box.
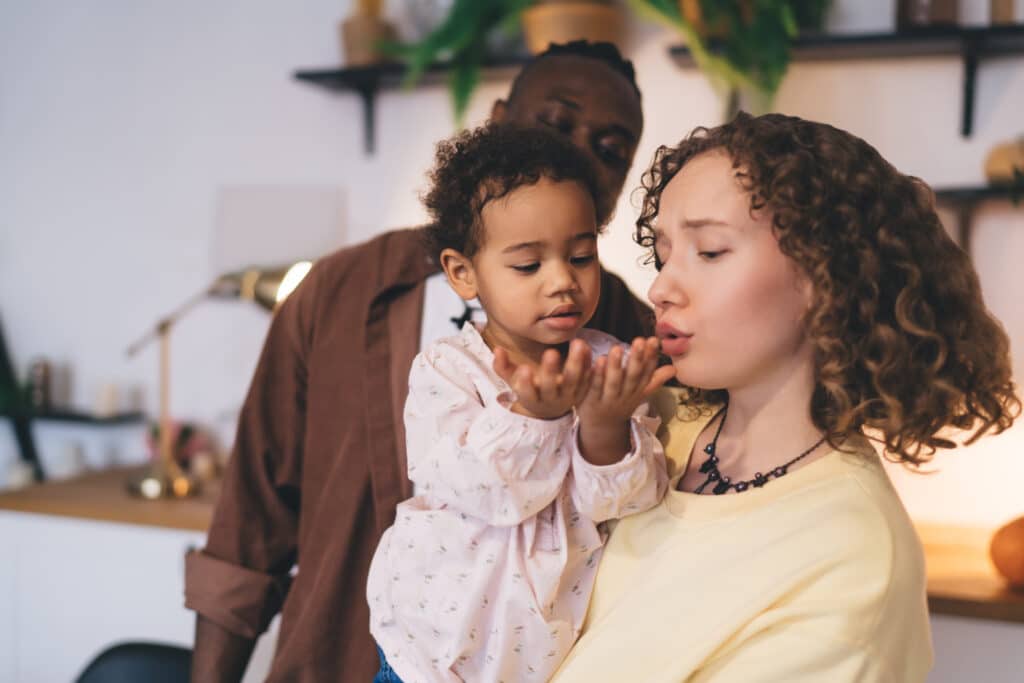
[567,408,668,523]
[404,344,573,527]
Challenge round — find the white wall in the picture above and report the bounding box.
[1,0,1023,678]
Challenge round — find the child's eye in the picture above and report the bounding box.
[570,254,596,266]
[699,250,726,261]
[511,263,540,274]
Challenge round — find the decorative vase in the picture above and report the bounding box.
[896,0,958,29]
[984,137,1024,182]
[340,11,399,66]
[521,1,625,56]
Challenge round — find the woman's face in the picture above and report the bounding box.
[648,151,813,394]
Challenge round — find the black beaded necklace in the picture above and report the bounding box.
[693,402,828,495]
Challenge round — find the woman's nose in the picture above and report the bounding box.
[648,266,686,310]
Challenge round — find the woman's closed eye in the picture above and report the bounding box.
[699,249,728,261]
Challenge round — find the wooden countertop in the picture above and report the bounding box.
[916,522,1024,624]
[0,465,216,532]
[1,468,1022,623]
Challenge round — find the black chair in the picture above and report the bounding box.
[75,641,192,683]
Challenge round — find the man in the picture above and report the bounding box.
[185,41,651,682]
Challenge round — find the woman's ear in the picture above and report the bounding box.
[440,248,478,301]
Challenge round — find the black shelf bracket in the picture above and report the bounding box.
[293,55,531,155]
[934,183,1023,258]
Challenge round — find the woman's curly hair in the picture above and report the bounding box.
[636,112,1020,465]
[423,123,604,260]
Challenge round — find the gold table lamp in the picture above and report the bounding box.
[124,262,312,499]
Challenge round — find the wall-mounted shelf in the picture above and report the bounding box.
[0,319,146,482]
[294,55,532,154]
[1,409,145,425]
[933,182,1022,255]
[669,24,1024,137]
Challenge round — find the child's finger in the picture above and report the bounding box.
[621,338,648,397]
[536,348,563,402]
[602,346,624,401]
[562,340,589,394]
[586,355,607,403]
[492,346,518,386]
[642,365,677,397]
[514,365,540,405]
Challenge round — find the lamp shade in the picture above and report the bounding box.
[208,261,313,311]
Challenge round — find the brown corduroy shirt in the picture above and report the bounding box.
[184,228,654,681]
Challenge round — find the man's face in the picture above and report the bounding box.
[493,55,643,223]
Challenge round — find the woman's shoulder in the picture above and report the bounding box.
[803,439,927,591]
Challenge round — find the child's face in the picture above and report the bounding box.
[445,177,601,363]
[648,151,814,393]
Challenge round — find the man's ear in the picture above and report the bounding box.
[440,248,478,301]
[489,98,508,124]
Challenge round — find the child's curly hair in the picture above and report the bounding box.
[423,124,604,260]
[636,112,1020,465]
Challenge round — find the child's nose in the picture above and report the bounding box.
[547,262,579,295]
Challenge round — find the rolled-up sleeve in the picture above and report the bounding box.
[183,259,320,639]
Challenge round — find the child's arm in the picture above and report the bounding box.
[404,343,576,527]
[569,405,667,523]
[570,337,673,522]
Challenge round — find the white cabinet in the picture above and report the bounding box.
[0,510,277,682]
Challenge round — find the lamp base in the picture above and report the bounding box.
[126,464,201,500]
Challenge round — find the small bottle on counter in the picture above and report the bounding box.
[25,358,52,412]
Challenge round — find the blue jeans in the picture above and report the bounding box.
[373,644,405,683]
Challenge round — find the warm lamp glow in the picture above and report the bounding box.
[277,261,313,303]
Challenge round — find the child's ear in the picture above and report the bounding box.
[440,248,478,301]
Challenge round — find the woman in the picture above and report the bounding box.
[551,113,1019,682]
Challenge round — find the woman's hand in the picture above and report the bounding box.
[493,339,592,420]
[577,337,676,465]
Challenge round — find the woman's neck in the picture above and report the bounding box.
[713,361,823,480]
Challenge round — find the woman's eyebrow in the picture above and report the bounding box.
[682,218,731,230]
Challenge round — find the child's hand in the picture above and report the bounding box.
[493,340,592,420]
[577,337,676,465]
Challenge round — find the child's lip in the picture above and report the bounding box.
[543,305,581,318]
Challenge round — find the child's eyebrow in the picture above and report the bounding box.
[502,232,596,254]
[502,241,544,254]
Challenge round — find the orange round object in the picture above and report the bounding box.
[990,516,1024,588]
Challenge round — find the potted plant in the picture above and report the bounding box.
[632,0,830,118]
[385,0,626,125]
[382,0,531,125]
